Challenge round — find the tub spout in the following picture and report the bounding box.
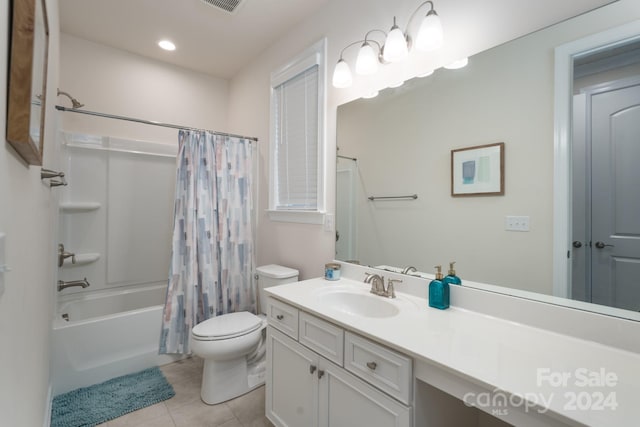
[58,278,90,292]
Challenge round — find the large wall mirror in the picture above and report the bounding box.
[336,3,640,321]
[7,0,50,166]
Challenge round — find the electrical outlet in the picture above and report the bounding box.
[505,216,530,232]
[324,214,335,232]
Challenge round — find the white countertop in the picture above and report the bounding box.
[265,277,640,427]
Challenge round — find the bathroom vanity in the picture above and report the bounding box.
[264,265,640,427]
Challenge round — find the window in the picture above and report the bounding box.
[269,39,326,224]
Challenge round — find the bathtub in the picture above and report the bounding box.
[52,283,181,395]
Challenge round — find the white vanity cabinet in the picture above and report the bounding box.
[266,298,412,427]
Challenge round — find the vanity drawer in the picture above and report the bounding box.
[344,331,412,405]
[266,298,298,339]
[298,311,344,365]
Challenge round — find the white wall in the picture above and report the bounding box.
[59,34,230,145]
[228,0,640,281]
[0,0,61,425]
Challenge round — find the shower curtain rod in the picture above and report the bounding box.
[55,105,259,142]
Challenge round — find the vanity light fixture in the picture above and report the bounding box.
[331,1,444,89]
[158,40,176,51]
[332,58,353,88]
[356,40,381,75]
[383,17,409,63]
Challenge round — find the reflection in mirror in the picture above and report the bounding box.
[6,0,49,165]
[30,0,48,144]
[336,3,640,320]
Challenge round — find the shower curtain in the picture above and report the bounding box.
[159,129,255,354]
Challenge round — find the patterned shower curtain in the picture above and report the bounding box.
[159,129,255,354]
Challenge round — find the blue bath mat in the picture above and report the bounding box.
[51,366,175,427]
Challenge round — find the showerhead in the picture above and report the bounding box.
[57,89,84,109]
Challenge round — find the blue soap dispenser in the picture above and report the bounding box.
[429,265,449,310]
[443,261,462,286]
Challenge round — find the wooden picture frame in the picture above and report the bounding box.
[6,0,50,166]
[451,142,504,197]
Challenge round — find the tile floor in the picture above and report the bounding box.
[98,357,273,427]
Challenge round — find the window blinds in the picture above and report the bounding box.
[273,65,319,210]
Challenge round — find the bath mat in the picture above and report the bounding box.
[50,366,175,427]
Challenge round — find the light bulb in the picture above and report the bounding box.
[389,80,404,88]
[415,11,443,52]
[362,90,379,99]
[332,59,353,88]
[355,42,379,75]
[383,18,408,63]
[158,40,176,51]
[417,70,434,78]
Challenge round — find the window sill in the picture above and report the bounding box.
[267,209,325,225]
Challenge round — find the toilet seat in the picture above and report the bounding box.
[192,311,262,341]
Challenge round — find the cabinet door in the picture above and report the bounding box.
[266,327,319,427]
[318,359,411,427]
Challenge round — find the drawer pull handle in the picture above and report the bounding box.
[318,369,325,379]
[366,361,377,370]
[309,365,317,374]
[276,314,284,320]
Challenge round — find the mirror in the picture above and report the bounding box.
[7,0,50,165]
[336,3,640,319]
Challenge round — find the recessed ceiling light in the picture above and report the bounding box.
[158,40,176,51]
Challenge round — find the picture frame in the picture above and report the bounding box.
[6,0,50,166]
[451,142,504,197]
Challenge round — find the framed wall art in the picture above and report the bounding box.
[451,142,504,197]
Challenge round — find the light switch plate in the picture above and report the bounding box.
[324,213,335,232]
[505,216,530,232]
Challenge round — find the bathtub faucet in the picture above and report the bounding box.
[58,278,90,292]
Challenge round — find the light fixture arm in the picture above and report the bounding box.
[404,0,437,49]
[339,40,367,59]
[364,29,387,42]
[406,0,436,33]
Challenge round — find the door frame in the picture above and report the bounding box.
[553,20,640,298]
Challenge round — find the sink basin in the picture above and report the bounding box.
[317,290,400,318]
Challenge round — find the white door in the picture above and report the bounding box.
[590,80,640,311]
[318,359,411,427]
[572,93,589,302]
[266,327,319,427]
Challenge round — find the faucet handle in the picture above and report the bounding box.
[386,278,402,298]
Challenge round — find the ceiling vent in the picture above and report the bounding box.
[200,0,244,15]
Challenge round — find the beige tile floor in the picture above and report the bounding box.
[98,357,273,427]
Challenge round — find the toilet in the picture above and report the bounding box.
[190,264,299,404]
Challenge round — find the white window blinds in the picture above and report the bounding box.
[273,65,319,210]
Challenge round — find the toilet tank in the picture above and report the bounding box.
[256,264,299,314]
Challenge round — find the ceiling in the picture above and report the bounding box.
[59,0,618,80]
[59,0,330,79]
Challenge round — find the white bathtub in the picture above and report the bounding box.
[52,284,181,395]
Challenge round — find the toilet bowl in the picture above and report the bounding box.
[191,264,299,404]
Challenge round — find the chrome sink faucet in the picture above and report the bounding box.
[401,266,417,274]
[364,273,400,298]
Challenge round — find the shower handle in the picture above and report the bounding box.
[58,243,76,267]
